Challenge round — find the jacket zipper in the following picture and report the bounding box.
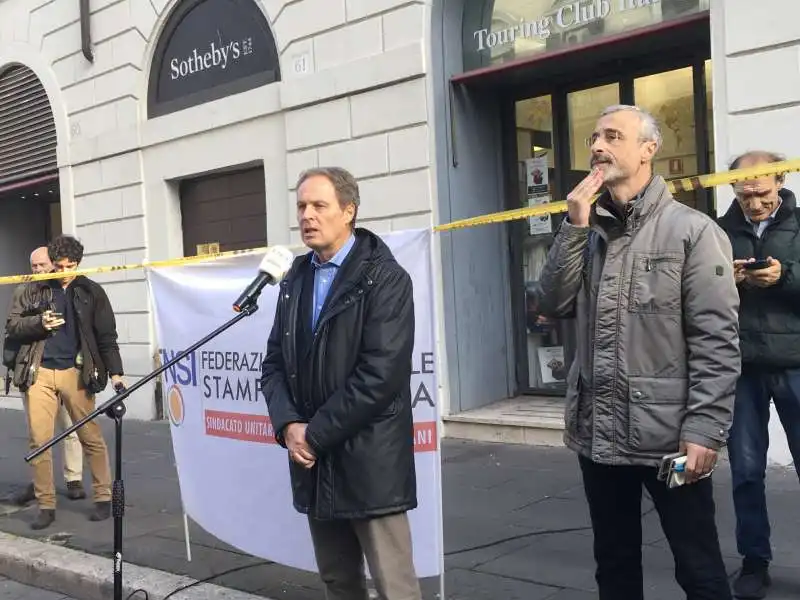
[644,256,681,272]
[589,230,601,450]
[302,265,374,519]
[610,217,642,457]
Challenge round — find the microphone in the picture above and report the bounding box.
[232,246,294,312]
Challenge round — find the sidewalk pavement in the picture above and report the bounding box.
[0,407,797,600]
[0,577,76,600]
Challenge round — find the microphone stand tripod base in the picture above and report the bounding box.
[106,400,126,600]
[25,300,262,600]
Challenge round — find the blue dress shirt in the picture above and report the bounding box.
[311,234,356,330]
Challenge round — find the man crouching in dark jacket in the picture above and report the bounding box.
[260,166,420,600]
[5,235,124,530]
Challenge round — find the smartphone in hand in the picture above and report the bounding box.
[743,259,771,270]
[43,311,65,330]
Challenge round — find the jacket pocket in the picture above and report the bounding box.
[628,253,683,315]
[627,377,687,453]
[288,458,314,509]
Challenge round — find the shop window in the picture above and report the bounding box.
[634,67,699,209]
[705,59,716,213]
[567,83,621,194]
[516,95,568,391]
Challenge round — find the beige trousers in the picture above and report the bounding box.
[307,512,422,600]
[26,367,111,509]
[22,394,82,482]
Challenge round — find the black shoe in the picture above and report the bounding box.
[66,481,86,500]
[89,501,111,522]
[12,483,35,506]
[733,557,771,599]
[30,509,55,530]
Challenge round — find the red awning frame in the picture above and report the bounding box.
[0,173,58,196]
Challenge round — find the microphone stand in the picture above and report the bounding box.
[26,301,260,600]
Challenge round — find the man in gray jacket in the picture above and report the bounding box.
[535,105,740,600]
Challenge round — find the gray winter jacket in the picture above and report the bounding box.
[537,176,741,467]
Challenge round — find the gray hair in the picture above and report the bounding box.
[296,166,360,228]
[729,150,786,184]
[600,104,663,152]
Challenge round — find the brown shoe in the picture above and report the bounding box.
[66,481,86,500]
[89,501,111,522]
[12,483,35,506]
[31,509,55,530]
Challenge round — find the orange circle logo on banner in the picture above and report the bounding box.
[168,384,185,427]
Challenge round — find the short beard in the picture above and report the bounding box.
[592,160,625,185]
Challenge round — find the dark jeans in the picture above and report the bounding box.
[579,455,731,600]
[728,367,800,562]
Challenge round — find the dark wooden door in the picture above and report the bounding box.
[180,167,267,256]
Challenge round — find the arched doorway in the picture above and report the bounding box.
[0,63,61,326]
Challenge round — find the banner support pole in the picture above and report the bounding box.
[183,510,192,562]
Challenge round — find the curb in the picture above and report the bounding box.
[0,531,270,600]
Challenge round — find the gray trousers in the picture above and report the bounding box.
[307,512,422,600]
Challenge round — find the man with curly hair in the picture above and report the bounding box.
[5,234,124,530]
[5,246,87,507]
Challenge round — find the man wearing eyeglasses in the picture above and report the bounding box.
[5,235,124,530]
[718,151,800,599]
[534,105,740,600]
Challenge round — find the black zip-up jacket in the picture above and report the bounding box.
[5,275,124,392]
[260,228,417,520]
[718,188,800,368]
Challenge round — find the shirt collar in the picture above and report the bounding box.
[597,175,654,224]
[311,233,356,269]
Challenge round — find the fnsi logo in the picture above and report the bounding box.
[167,384,185,427]
[160,349,198,387]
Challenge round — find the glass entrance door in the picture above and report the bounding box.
[515,94,563,391]
[512,61,713,395]
[566,83,621,192]
[634,66,703,209]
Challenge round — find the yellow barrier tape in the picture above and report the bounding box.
[0,247,278,286]
[1,158,798,286]
[431,158,800,233]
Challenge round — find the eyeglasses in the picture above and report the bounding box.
[585,130,625,147]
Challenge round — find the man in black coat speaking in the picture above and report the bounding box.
[260,166,421,600]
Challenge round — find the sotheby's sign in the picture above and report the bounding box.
[148,0,281,118]
[169,39,250,80]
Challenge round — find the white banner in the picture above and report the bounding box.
[146,229,443,578]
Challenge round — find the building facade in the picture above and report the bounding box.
[0,0,435,421]
[0,0,794,464]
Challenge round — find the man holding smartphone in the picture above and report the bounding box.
[719,151,800,599]
[535,105,740,600]
[5,235,124,530]
[6,246,86,506]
